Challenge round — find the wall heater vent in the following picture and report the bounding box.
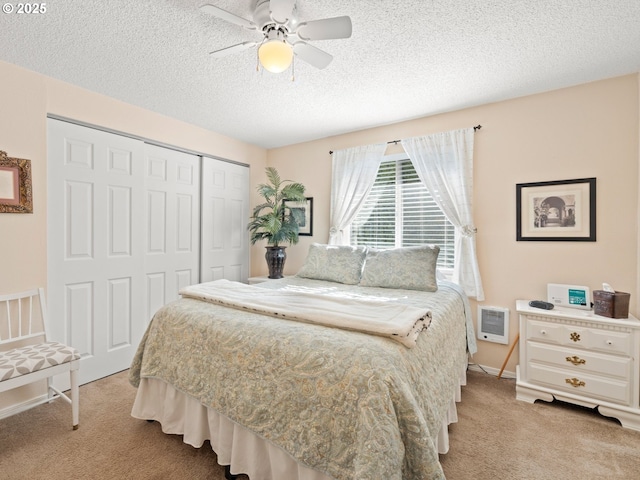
[477,306,509,344]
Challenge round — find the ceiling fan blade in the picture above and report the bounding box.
[292,42,333,69]
[269,0,296,24]
[210,41,258,58]
[296,16,352,41]
[200,4,256,30]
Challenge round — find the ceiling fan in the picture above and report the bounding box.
[200,0,352,73]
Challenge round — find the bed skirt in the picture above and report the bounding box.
[131,366,466,479]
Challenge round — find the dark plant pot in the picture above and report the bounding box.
[265,246,287,279]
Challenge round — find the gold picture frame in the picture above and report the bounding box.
[0,150,33,213]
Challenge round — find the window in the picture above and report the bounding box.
[350,157,455,268]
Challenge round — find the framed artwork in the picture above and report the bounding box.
[516,177,596,241]
[284,197,313,236]
[0,151,33,214]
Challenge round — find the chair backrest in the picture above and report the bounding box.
[0,288,47,349]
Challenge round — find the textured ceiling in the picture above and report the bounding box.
[1,0,640,148]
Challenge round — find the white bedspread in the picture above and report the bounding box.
[180,279,431,348]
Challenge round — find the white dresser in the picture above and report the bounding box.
[516,300,640,431]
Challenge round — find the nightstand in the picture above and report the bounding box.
[516,300,640,431]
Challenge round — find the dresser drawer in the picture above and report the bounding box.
[526,318,632,356]
[528,363,631,405]
[587,328,632,356]
[526,319,565,344]
[526,341,632,379]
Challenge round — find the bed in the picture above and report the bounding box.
[129,244,476,480]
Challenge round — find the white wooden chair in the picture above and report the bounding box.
[0,288,80,429]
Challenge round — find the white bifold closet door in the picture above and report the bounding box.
[143,144,201,317]
[200,157,250,283]
[47,119,201,386]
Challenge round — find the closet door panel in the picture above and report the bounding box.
[47,120,201,387]
[201,158,250,283]
[48,119,146,386]
[142,144,201,323]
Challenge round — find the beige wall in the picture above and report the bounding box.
[265,74,640,374]
[0,60,267,296]
[0,60,267,409]
[1,58,639,380]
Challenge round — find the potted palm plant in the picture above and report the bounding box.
[248,167,306,278]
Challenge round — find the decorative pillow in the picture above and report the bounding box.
[296,243,368,285]
[359,245,440,291]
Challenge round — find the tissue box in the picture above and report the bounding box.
[593,290,630,318]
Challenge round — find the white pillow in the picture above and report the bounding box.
[359,245,440,291]
[296,243,368,285]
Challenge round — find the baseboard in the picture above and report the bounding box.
[0,393,50,420]
[468,363,516,379]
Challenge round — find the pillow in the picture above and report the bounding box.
[296,243,368,285]
[359,245,440,291]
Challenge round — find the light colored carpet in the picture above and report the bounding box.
[440,369,640,479]
[1,369,638,479]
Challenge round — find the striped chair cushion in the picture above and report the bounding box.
[0,342,80,381]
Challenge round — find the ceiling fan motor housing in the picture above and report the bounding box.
[254,0,299,32]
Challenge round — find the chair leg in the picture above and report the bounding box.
[70,368,79,430]
[47,377,56,403]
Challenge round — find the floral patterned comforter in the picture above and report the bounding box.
[129,277,470,480]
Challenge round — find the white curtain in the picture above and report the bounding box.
[401,128,485,300]
[329,143,387,245]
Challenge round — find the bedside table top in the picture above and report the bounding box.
[516,299,640,324]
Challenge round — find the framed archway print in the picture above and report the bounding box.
[516,177,595,241]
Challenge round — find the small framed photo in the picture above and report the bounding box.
[284,197,313,236]
[516,177,595,241]
[0,151,33,214]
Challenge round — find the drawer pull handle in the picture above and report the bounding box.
[606,340,613,346]
[566,355,586,366]
[570,332,581,342]
[540,330,547,335]
[565,378,586,388]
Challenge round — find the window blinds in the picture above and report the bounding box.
[350,159,455,268]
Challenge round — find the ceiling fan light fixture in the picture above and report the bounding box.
[203,2,351,71]
[258,38,293,73]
